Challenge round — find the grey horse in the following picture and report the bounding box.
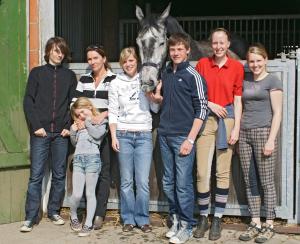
[135,3,248,92]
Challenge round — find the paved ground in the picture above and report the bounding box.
[1,213,300,244]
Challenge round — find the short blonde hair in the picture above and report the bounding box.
[246,43,268,60]
[119,47,139,67]
[71,97,99,120]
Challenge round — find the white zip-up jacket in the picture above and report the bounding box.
[108,72,159,131]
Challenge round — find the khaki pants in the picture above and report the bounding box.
[196,116,235,193]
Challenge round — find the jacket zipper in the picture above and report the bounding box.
[51,66,57,132]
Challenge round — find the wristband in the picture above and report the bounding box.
[186,138,194,145]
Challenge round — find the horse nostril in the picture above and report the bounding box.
[148,80,154,86]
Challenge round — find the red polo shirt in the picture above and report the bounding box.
[195,56,244,107]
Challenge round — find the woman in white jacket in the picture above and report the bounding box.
[108,47,160,233]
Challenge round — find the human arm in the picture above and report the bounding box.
[228,62,244,145]
[109,123,119,152]
[228,95,242,145]
[92,111,108,124]
[23,68,44,133]
[64,71,78,130]
[85,118,107,140]
[264,90,283,156]
[71,76,84,106]
[108,80,120,152]
[34,128,47,137]
[207,101,228,118]
[61,129,70,137]
[145,80,163,105]
[69,123,78,147]
[180,72,207,155]
[179,118,204,155]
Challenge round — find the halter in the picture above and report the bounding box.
[142,62,162,69]
[141,61,166,80]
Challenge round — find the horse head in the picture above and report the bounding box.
[135,3,171,92]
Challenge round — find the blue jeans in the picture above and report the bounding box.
[25,132,69,222]
[159,135,195,227]
[73,154,101,174]
[117,130,152,226]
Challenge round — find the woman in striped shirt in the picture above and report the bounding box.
[73,45,116,230]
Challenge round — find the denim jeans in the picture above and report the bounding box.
[159,135,195,227]
[73,154,101,174]
[117,130,153,226]
[25,132,69,222]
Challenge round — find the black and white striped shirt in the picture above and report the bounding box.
[73,70,116,110]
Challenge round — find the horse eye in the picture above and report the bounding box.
[159,42,165,47]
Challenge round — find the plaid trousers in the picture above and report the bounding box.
[238,127,277,219]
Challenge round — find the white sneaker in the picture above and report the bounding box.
[169,224,193,244]
[78,225,93,237]
[20,220,33,232]
[166,214,179,238]
[49,214,65,225]
[166,222,179,238]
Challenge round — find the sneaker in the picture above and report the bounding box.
[70,218,81,232]
[193,215,209,238]
[255,223,275,243]
[209,216,222,241]
[166,214,179,238]
[20,220,34,232]
[239,222,261,241]
[49,214,65,225]
[140,224,152,233]
[78,225,93,237]
[169,225,193,244]
[93,216,104,230]
[122,224,134,232]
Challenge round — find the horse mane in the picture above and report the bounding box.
[166,16,186,35]
[165,15,248,60]
[166,16,206,60]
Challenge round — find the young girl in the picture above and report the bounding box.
[69,97,107,237]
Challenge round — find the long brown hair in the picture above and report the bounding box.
[44,36,71,63]
[86,45,111,70]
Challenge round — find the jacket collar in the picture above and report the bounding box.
[46,63,63,69]
[166,61,189,72]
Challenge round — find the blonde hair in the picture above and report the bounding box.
[71,97,99,120]
[119,47,139,67]
[246,43,268,60]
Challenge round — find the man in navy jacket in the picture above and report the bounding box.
[21,37,77,232]
[156,33,207,244]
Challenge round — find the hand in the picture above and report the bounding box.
[76,120,85,130]
[111,137,120,152]
[145,81,163,103]
[263,140,275,156]
[34,128,47,137]
[92,111,108,124]
[61,129,70,137]
[228,126,239,145]
[179,139,193,156]
[71,123,78,131]
[208,102,227,118]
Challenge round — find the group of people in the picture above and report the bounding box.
[20,26,283,244]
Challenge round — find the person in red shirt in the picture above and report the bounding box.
[194,28,244,241]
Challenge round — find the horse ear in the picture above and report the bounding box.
[136,5,144,22]
[158,2,171,24]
